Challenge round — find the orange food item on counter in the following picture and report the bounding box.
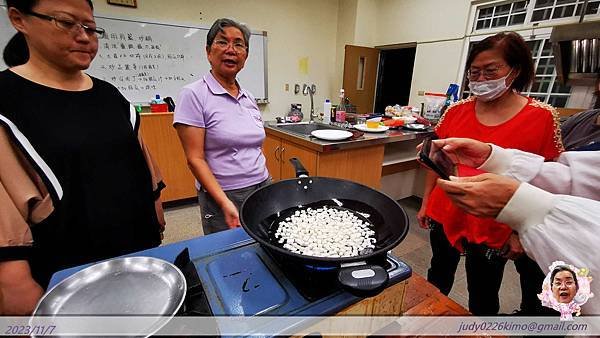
[383,119,405,127]
[366,121,379,129]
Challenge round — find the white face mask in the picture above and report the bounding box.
[469,70,513,102]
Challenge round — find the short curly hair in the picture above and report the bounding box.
[206,18,251,53]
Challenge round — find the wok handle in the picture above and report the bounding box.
[289,157,310,177]
[337,263,389,297]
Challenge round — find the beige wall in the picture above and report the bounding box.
[333,0,379,105]
[93,0,339,121]
[372,0,472,107]
[334,0,358,102]
[375,0,470,44]
[354,0,378,47]
[331,0,472,109]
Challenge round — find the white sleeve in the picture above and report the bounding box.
[480,145,600,200]
[496,184,600,315]
[482,145,600,314]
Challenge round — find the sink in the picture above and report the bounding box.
[273,122,349,136]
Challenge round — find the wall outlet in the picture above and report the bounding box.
[418,90,425,96]
[285,83,289,91]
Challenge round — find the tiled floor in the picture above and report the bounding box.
[162,196,522,314]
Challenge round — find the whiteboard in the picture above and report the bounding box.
[0,7,268,103]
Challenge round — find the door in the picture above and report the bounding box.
[374,46,417,114]
[343,45,380,115]
[262,134,281,181]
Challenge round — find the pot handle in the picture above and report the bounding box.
[289,157,310,178]
[337,263,389,297]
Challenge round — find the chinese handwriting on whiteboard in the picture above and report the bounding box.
[92,30,189,95]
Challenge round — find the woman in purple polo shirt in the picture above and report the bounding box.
[174,18,270,235]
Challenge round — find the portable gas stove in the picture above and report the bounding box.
[50,228,412,333]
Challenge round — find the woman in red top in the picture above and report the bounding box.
[417,32,563,315]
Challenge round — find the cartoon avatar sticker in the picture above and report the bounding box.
[538,261,594,321]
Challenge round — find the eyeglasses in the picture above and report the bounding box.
[467,64,507,81]
[212,39,247,53]
[26,11,106,38]
[553,280,575,288]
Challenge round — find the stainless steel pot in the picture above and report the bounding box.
[581,39,590,73]
[571,40,580,73]
[590,39,600,73]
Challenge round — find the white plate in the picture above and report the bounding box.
[403,123,428,131]
[310,129,354,141]
[392,116,417,123]
[354,124,389,133]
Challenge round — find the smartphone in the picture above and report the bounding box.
[419,137,456,180]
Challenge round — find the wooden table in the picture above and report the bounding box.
[294,273,476,338]
[337,273,470,317]
[385,274,494,338]
[402,273,470,315]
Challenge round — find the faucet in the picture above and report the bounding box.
[304,84,316,122]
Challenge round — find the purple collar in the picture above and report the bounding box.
[204,71,247,100]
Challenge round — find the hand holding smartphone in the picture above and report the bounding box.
[418,137,456,180]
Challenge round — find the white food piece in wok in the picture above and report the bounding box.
[276,207,376,258]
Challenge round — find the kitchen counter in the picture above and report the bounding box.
[264,121,432,153]
[140,113,431,202]
[137,114,432,201]
[264,121,431,196]
[139,113,196,202]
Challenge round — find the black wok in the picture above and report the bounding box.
[240,158,409,297]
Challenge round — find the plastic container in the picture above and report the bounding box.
[150,103,169,113]
[150,94,169,113]
[423,92,446,121]
[286,103,303,122]
[323,99,332,124]
[151,94,164,104]
[335,109,346,123]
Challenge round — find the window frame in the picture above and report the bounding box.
[473,0,530,31]
[471,0,600,34]
[529,0,600,24]
[525,36,572,107]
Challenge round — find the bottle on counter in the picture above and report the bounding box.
[330,104,336,122]
[323,99,332,124]
[151,94,164,104]
[335,89,346,123]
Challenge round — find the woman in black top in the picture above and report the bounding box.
[0,0,165,314]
